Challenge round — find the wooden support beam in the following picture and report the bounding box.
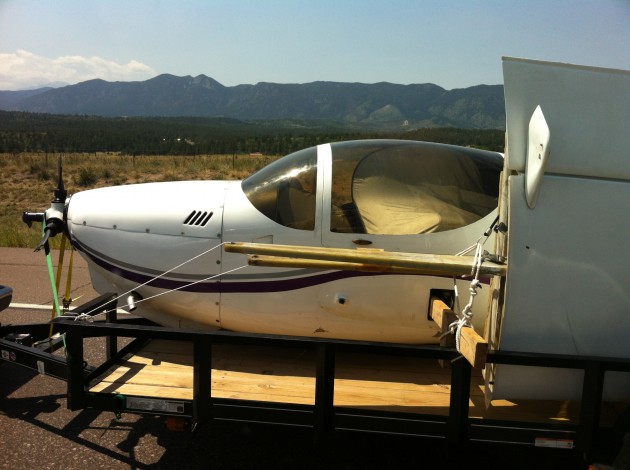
[430,297,457,349]
[459,327,488,370]
[430,297,488,369]
[431,297,456,368]
[225,242,507,277]
[248,255,428,275]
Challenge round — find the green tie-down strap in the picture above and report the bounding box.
[43,220,62,319]
[43,221,68,352]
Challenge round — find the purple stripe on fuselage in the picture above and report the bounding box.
[72,239,490,293]
[72,239,379,293]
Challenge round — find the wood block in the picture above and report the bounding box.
[459,326,488,370]
[430,297,488,368]
[430,297,457,349]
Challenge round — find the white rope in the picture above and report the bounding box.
[449,239,485,351]
[454,242,478,257]
[449,219,496,352]
[70,312,95,322]
[75,241,245,319]
[74,263,249,320]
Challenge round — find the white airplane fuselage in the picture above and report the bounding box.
[66,142,500,344]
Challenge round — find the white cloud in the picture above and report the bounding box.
[0,50,156,90]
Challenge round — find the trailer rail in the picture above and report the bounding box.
[2,292,629,468]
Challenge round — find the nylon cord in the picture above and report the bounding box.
[70,242,248,320]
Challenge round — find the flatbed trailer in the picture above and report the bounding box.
[1,292,629,468]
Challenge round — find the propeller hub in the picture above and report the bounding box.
[24,157,70,251]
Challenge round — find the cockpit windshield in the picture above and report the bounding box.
[329,140,502,234]
[242,140,503,235]
[242,146,317,230]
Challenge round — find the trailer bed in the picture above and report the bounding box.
[89,339,622,426]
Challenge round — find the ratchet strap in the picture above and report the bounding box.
[43,221,63,321]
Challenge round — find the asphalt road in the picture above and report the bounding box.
[1,247,98,308]
[0,248,594,469]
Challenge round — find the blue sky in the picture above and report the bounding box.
[0,0,628,90]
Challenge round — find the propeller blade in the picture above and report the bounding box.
[34,231,50,252]
[52,157,67,203]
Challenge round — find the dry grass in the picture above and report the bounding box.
[0,152,279,247]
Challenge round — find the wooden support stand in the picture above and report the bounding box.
[458,327,488,370]
[430,297,488,369]
[431,297,455,368]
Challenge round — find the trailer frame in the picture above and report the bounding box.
[2,292,629,467]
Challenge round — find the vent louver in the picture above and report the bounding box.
[183,210,213,227]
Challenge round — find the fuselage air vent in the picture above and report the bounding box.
[183,210,213,227]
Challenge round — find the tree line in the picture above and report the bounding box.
[0,111,504,156]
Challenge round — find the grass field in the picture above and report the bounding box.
[0,152,279,247]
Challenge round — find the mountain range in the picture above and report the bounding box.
[0,74,505,129]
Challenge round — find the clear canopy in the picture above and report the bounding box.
[242,146,318,230]
[242,140,502,234]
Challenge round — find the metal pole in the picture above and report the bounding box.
[578,360,604,465]
[314,343,336,447]
[447,356,471,449]
[65,327,85,411]
[193,335,212,429]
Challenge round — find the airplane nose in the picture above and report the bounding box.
[66,180,228,239]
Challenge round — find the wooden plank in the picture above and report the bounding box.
[459,327,488,370]
[225,242,507,277]
[94,364,193,388]
[430,297,457,349]
[335,356,452,386]
[90,381,192,400]
[92,370,317,405]
[247,256,435,275]
[211,370,316,404]
[430,297,456,368]
[334,382,453,413]
[429,297,488,369]
[336,352,447,373]
[124,353,193,369]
